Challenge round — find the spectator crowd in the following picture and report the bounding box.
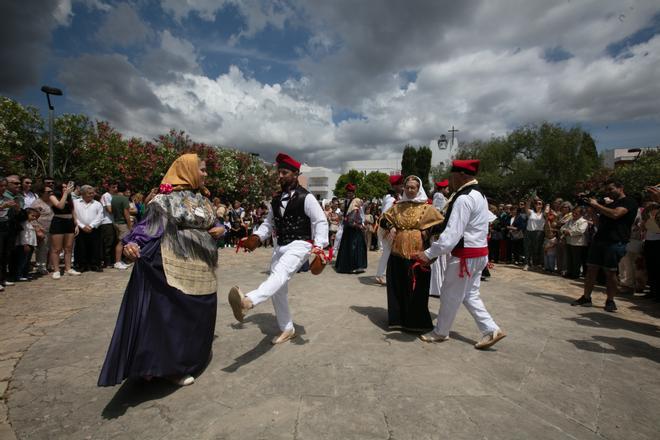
[1,172,658,311]
[485,180,659,310]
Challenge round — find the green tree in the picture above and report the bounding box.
[415,145,432,192]
[576,132,600,177]
[360,171,390,202]
[401,145,417,177]
[52,114,95,180]
[0,97,45,176]
[614,149,660,198]
[334,169,365,198]
[455,122,605,202]
[430,163,448,182]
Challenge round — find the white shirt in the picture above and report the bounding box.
[16,221,37,246]
[527,210,545,231]
[255,192,329,248]
[381,194,396,214]
[22,191,37,208]
[425,189,490,259]
[560,217,589,246]
[74,199,103,229]
[432,192,447,211]
[100,192,114,225]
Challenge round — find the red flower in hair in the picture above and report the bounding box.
[159,183,173,194]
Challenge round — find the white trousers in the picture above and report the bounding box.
[246,241,312,332]
[376,229,391,277]
[429,254,446,296]
[435,255,499,337]
[332,224,343,256]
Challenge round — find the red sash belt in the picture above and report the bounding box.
[450,247,489,278]
[410,260,431,291]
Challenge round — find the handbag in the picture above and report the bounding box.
[511,230,523,240]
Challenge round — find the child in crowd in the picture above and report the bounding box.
[543,235,557,272]
[14,208,40,281]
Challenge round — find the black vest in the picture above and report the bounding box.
[439,184,485,250]
[271,186,312,246]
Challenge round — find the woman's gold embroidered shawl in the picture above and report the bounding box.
[382,202,444,259]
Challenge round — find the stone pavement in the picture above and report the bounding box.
[1,248,659,440]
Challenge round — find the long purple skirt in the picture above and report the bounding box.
[98,238,217,386]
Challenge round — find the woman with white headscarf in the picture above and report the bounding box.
[379,176,444,332]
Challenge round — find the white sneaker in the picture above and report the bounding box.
[66,269,81,276]
[522,265,529,271]
[4,281,14,286]
[170,375,195,386]
[114,262,129,270]
[52,272,61,280]
[0,285,4,292]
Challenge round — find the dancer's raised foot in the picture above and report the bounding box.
[228,286,252,322]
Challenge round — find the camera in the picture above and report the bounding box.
[576,191,604,207]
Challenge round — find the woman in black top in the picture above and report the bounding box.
[48,181,80,279]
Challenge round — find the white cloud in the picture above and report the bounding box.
[54,0,660,169]
[161,0,296,43]
[53,0,73,26]
[54,0,111,27]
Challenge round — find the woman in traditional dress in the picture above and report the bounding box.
[379,176,444,332]
[98,154,224,387]
[335,183,368,273]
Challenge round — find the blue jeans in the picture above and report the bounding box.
[544,253,556,271]
[14,245,34,279]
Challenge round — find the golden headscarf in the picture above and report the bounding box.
[161,153,206,193]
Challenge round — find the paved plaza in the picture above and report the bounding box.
[0,248,659,439]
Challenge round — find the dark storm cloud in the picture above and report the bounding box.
[295,0,481,106]
[0,0,57,93]
[95,2,153,47]
[57,53,165,126]
[139,46,200,84]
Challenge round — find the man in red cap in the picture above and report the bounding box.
[374,174,404,285]
[415,159,506,349]
[228,152,328,344]
[335,183,368,273]
[433,179,450,212]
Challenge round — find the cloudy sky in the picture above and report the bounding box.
[2,0,659,169]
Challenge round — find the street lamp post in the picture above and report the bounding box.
[40,86,63,176]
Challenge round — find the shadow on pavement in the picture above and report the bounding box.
[525,291,576,304]
[222,313,307,373]
[628,301,660,319]
[448,331,478,346]
[567,336,660,364]
[357,276,382,286]
[384,332,420,342]
[102,378,178,419]
[565,312,660,338]
[350,305,389,331]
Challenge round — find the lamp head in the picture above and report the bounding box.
[41,86,63,96]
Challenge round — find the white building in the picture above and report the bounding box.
[341,159,401,175]
[602,147,659,168]
[429,134,459,169]
[299,164,340,200]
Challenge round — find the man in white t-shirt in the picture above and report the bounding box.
[99,182,117,267]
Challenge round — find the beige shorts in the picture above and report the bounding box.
[115,223,130,240]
